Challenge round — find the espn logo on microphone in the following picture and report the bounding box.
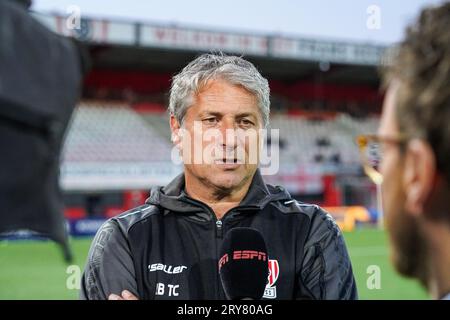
[218,250,267,270]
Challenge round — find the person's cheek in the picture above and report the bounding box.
[181,128,194,165]
[237,129,255,165]
[247,131,260,166]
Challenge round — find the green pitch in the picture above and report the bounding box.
[345,227,428,300]
[0,227,428,300]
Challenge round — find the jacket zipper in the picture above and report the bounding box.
[215,219,223,238]
[180,196,264,299]
[180,196,225,297]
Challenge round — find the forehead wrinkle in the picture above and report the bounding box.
[200,93,256,106]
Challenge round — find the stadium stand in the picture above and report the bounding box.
[270,113,379,167]
[62,102,172,163]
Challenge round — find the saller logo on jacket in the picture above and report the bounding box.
[148,263,187,274]
[80,170,358,300]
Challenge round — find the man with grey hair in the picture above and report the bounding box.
[80,53,357,300]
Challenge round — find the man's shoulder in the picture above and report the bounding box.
[269,198,340,240]
[108,203,162,235]
[269,196,330,219]
[85,204,161,262]
[266,184,330,219]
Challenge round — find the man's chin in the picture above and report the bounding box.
[210,175,243,190]
[208,168,252,190]
[391,245,416,278]
[388,215,429,286]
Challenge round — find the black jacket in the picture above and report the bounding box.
[80,170,358,300]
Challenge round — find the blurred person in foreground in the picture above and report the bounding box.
[0,0,88,260]
[80,53,357,300]
[358,2,450,299]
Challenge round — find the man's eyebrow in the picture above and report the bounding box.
[199,111,223,117]
[198,111,259,119]
[235,112,257,119]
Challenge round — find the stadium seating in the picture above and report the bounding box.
[269,113,379,167]
[62,102,173,163]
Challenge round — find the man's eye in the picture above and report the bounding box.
[240,119,254,126]
[203,118,217,124]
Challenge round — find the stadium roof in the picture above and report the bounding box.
[34,12,387,85]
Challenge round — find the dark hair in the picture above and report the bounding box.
[382,2,450,185]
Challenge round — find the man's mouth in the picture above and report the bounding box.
[214,158,243,165]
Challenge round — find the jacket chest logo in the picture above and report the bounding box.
[263,259,280,299]
[148,263,187,274]
[148,263,188,298]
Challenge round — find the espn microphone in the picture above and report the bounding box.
[218,227,269,300]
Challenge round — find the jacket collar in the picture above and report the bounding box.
[146,169,291,215]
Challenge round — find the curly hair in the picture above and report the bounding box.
[382,2,450,184]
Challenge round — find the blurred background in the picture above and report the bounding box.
[1,0,443,299]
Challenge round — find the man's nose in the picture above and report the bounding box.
[219,118,238,150]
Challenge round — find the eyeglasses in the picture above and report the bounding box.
[356,134,408,185]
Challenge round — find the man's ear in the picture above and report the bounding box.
[403,139,437,217]
[170,114,182,148]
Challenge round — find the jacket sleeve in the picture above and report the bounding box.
[79,219,138,300]
[297,207,358,300]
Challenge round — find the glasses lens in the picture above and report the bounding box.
[358,136,383,185]
[367,141,381,171]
